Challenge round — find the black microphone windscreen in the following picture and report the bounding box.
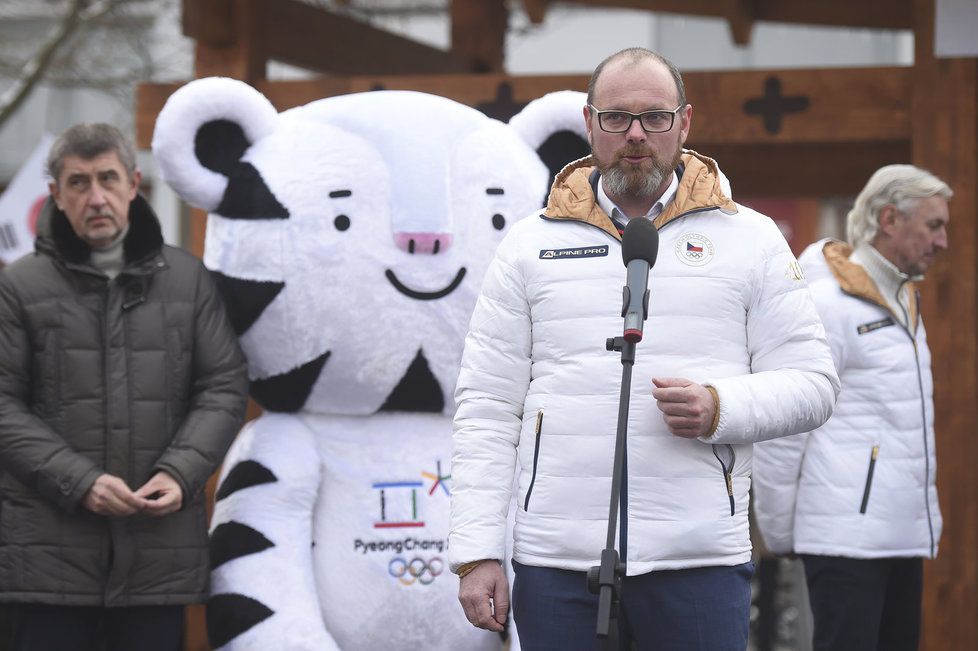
[621,217,659,267]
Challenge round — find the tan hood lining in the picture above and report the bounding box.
[543,150,737,241]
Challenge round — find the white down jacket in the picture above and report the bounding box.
[449,153,839,575]
[753,240,941,559]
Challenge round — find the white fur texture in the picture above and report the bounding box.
[153,78,582,651]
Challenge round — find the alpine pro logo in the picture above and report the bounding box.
[539,245,609,260]
[674,233,715,267]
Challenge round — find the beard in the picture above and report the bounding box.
[594,140,682,202]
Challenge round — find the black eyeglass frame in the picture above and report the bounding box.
[587,104,685,134]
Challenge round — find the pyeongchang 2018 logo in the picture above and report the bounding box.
[539,245,609,260]
[360,460,451,587]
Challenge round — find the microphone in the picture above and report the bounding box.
[620,218,659,343]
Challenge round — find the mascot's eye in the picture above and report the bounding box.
[334,215,351,231]
[492,214,506,231]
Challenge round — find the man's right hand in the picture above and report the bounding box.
[458,560,509,633]
[81,473,147,516]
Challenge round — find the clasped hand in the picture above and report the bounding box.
[81,471,183,517]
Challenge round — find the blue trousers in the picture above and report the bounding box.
[512,560,752,651]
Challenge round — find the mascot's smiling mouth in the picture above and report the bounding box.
[385,268,467,300]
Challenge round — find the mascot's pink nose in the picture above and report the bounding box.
[394,232,454,255]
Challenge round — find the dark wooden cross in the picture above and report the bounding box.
[743,76,810,134]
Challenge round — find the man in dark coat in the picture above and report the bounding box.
[0,123,248,651]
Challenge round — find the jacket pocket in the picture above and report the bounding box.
[712,444,736,516]
[523,410,544,512]
[859,445,880,514]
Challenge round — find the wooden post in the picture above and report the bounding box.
[450,0,508,72]
[913,1,978,649]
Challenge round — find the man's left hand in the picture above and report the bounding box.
[652,377,716,439]
[135,471,183,516]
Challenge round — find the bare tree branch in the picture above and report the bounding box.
[0,0,124,130]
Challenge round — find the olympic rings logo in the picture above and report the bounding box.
[388,556,444,586]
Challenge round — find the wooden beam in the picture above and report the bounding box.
[181,0,234,47]
[261,0,469,75]
[188,0,267,82]
[684,67,911,145]
[522,0,550,24]
[135,67,911,149]
[727,0,756,46]
[912,1,978,650]
[183,0,471,77]
[451,0,509,73]
[562,0,913,30]
[691,140,911,198]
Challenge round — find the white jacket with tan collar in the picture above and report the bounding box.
[449,153,840,575]
[753,239,941,559]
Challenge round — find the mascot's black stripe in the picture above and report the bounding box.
[211,521,275,570]
[211,272,284,336]
[251,352,330,413]
[215,162,290,220]
[207,593,274,649]
[215,460,278,502]
[380,350,444,413]
[385,267,466,300]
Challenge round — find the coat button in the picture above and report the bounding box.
[60,481,72,494]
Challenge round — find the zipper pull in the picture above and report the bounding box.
[535,410,544,434]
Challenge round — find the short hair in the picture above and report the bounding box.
[586,47,687,109]
[46,123,137,184]
[846,164,953,248]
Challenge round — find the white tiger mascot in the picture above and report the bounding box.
[151,77,587,651]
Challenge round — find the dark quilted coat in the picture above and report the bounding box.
[0,195,248,606]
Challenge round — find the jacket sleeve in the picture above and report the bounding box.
[448,231,531,572]
[751,430,809,554]
[751,280,849,554]
[703,218,841,445]
[153,263,249,503]
[0,271,102,512]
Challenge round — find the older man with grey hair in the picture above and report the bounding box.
[753,164,952,651]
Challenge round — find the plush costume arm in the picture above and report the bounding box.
[208,414,339,651]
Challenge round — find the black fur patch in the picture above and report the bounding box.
[207,593,274,648]
[380,350,444,413]
[210,521,275,571]
[215,460,278,502]
[536,130,590,207]
[196,120,251,176]
[211,271,284,336]
[251,352,330,412]
[215,162,290,220]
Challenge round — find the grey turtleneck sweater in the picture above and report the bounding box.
[848,243,919,328]
[89,226,129,281]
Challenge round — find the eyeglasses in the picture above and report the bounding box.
[588,104,684,134]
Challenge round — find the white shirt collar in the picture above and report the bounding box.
[596,170,679,225]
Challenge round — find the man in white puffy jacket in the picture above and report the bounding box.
[449,47,840,651]
[753,165,951,651]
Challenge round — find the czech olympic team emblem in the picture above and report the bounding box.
[388,556,444,586]
[675,233,715,267]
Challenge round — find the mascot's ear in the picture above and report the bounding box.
[152,76,278,211]
[509,90,591,205]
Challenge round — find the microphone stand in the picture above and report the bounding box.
[586,334,635,650]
